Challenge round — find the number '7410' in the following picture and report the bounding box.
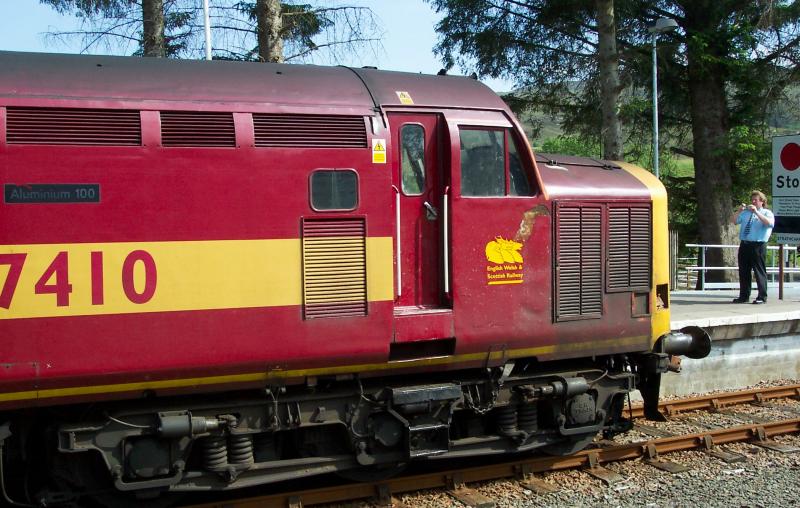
[0,250,157,309]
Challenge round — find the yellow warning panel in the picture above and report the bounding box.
[395,91,414,105]
[372,138,387,164]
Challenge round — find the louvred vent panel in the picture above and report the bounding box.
[160,111,235,147]
[302,218,368,319]
[556,203,602,321]
[253,114,367,148]
[608,205,651,291]
[630,208,652,288]
[6,107,141,146]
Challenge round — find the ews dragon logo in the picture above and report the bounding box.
[485,237,524,285]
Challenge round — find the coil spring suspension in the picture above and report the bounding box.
[202,435,228,470]
[228,435,254,465]
[496,405,518,436]
[517,403,538,433]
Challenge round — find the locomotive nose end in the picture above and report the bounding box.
[659,326,712,359]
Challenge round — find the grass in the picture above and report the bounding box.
[668,157,695,178]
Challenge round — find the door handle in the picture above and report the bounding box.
[423,201,438,221]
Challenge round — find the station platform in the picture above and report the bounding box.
[670,287,800,334]
[657,288,800,397]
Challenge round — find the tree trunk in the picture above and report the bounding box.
[595,0,622,160]
[141,0,165,57]
[256,0,284,63]
[684,3,738,281]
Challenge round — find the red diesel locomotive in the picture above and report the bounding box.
[0,51,709,504]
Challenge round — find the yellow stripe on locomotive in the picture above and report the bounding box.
[0,238,394,319]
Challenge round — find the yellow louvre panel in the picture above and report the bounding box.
[302,218,368,318]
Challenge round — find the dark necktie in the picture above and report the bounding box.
[743,212,754,237]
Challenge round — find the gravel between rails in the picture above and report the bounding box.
[502,434,800,508]
[320,380,800,508]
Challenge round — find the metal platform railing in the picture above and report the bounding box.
[682,243,800,290]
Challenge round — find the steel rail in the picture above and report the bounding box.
[187,416,800,508]
[628,383,800,418]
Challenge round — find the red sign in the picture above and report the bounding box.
[780,142,800,171]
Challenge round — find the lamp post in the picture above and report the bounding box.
[648,17,678,179]
[203,0,212,60]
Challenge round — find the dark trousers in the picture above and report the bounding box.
[738,241,768,300]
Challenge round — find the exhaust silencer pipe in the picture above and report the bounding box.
[657,325,711,359]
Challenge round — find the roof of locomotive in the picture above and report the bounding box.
[0,52,656,200]
[535,153,654,199]
[0,51,509,112]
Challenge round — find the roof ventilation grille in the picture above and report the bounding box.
[253,114,367,148]
[160,111,235,147]
[7,107,141,146]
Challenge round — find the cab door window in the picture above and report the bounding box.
[459,128,532,197]
[400,124,426,195]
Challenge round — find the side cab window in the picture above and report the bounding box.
[459,127,533,197]
[309,169,359,211]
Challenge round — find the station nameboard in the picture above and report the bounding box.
[772,135,800,244]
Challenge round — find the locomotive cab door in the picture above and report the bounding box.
[447,118,551,352]
[388,113,454,344]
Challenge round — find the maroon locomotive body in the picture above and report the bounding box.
[0,51,707,503]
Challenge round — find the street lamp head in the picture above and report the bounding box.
[648,17,678,34]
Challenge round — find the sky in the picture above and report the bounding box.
[0,0,515,93]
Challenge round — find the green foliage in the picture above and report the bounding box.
[239,2,326,58]
[133,7,194,57]
[728,125,771,203]
[670,157,695,178]
[538,135,601,158]
[663,172,697,252]
[281,3,327,47]
[428,0,602,140]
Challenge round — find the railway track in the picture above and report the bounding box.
[627,383,800,418]
[186,383,800,508]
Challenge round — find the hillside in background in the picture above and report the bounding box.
[506,84,800,155]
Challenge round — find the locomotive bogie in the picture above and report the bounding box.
[15,357,634,496]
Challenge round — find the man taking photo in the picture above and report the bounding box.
[731,190,775,304]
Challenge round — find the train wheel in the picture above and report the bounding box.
[51,451,182,508]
